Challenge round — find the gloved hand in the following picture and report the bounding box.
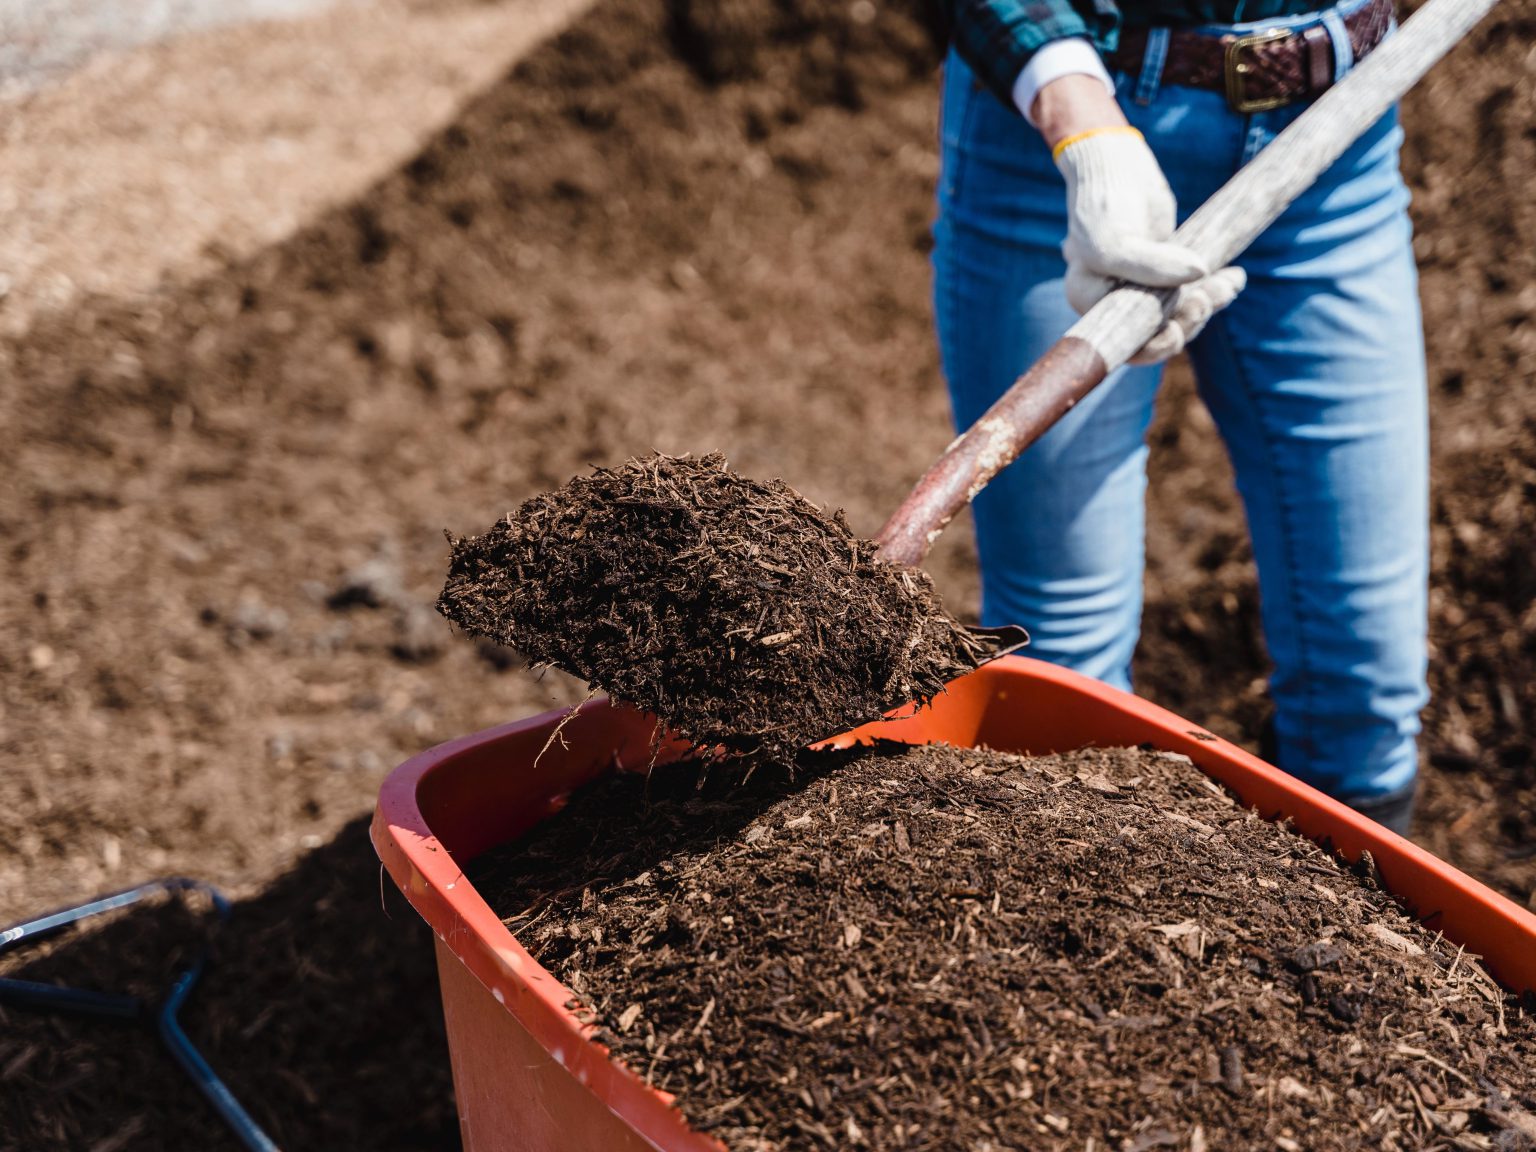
[1053,125,1246,364]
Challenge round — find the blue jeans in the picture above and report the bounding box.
[931,14,1428,804]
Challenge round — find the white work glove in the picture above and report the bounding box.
[1054,126,1246,364]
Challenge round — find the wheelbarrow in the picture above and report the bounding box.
[373,656,1536,1151]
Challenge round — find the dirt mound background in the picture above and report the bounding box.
[1,0,1533,1146]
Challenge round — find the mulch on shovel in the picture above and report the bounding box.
[474,743,1536,1152]
[438,453,1004,760]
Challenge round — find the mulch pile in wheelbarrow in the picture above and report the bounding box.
[474,742,1536,1152]
[438,453,1007,760]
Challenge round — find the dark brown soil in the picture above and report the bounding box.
[439,453,1003,759]
[475,743,1536,1151]
[2,0,1534,1146]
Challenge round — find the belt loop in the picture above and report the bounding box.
[1133,27,1171,106]
[1320,9,1355,80]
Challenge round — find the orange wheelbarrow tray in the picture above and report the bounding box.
[371,655,1536,1152]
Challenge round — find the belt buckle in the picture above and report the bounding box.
[1225,27,1294,114]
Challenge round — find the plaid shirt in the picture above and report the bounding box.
[945,0,1332,108]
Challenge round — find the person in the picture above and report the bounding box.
[932,0,1423,833]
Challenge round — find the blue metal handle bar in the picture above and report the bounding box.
[0,977,142,1019]
[0,877,280,1152]
[0,877,232,953]
[160,955,282,1152]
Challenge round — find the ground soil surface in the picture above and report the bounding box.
[475,742,1536,1151]
[2,0,1534,1146]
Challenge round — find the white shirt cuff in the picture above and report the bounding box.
[1011,37,1116,126]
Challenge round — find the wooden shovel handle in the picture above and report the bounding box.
[876,0,1499,569]
[877,336,1108,567]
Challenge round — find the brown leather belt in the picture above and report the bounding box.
[1106,0,1396,114]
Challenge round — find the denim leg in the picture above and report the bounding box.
[933,55,1162,692]
[1186,110,1428,802]
[933,47,1428,802]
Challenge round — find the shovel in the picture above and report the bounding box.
[876,0,1500,568]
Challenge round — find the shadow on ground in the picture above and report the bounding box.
[0,818,458,1151]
